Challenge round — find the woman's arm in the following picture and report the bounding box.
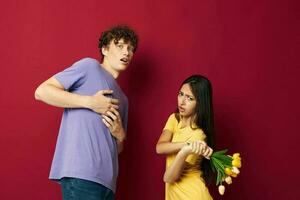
[156,130,186,154]
[163,147,190,183]
[164,141,213,183]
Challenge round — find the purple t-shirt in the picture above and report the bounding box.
[49,58,128,193]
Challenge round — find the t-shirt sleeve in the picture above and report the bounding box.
[54,59,88,91]
[163,113,177,133]
[185,129,207,165]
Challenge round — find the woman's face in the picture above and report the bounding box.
[177,83,197,118]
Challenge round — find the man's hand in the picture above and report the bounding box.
[102,108,126,142]
[87,90,119,115]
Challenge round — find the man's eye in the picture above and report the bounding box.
[128,47,134,52]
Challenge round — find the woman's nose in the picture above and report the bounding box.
[179,97,186,105]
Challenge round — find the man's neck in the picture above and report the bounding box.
[101,61,119,79]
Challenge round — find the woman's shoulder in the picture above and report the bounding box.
[167,113,180,124]
[191,128,206,141]
[163,113,179,132]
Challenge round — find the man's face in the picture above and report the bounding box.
[102,39,134,72]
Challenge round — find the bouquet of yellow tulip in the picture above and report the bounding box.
[210,150,242,195]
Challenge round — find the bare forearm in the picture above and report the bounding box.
[164,150,188,183]
[35,84,89,108]
[156,142,186,154]
[117,140,124,154]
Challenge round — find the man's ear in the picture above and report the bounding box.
[102,46,108,56]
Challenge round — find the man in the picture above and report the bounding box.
[35,25,138,200]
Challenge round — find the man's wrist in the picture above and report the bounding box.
[115,128,126,142]
[116,135,126,142]
[82,96,92,109]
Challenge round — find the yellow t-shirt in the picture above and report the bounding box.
[163,114,213,200]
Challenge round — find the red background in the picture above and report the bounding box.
[0,0,299,199]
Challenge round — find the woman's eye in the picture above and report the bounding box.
[188,97,194,101]
[178,92,184,96]
[118,45,123,49]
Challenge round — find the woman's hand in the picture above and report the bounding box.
[180,141,213,159]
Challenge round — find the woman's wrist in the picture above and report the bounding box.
[179,144,191,156]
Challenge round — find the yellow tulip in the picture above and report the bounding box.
[218,185,225,195]
[232,159,242,168]
[225,176,232,184]
[225,167,232,176]
[230,172,237,178]
[234,157,241,161]
[233,153,240,159]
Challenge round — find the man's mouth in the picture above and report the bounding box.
[120,58,129,64]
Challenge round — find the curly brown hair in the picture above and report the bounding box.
[98,25,138,56]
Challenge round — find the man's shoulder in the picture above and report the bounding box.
[71,57,102,73]
[75,57,100,66]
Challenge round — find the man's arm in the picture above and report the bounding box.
[34,76,119,114]
[116,140,124,154]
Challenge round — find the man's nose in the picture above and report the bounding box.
[122,47,129,56]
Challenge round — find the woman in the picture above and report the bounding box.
[156,75,215,200]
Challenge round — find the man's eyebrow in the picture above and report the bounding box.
[116,41,133,46]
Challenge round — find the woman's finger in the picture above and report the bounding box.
[203,148,210,157]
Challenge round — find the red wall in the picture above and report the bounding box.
[0,0,299,199]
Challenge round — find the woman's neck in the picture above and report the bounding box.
[179,115,195,128]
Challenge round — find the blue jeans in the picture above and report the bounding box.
[60,177,114,200]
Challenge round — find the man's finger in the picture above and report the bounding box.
[111,104,119,110]
[100,90,113,95]
[102,118,111,128]
[106,111,117,121]
[110,107,120,117]
[103,115,113,125]
[109,98,119,105]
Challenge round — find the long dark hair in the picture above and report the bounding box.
[177,74,215,184]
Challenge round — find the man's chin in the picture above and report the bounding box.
[118,64,129,71]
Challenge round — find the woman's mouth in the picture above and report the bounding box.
[178,106,185,112]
